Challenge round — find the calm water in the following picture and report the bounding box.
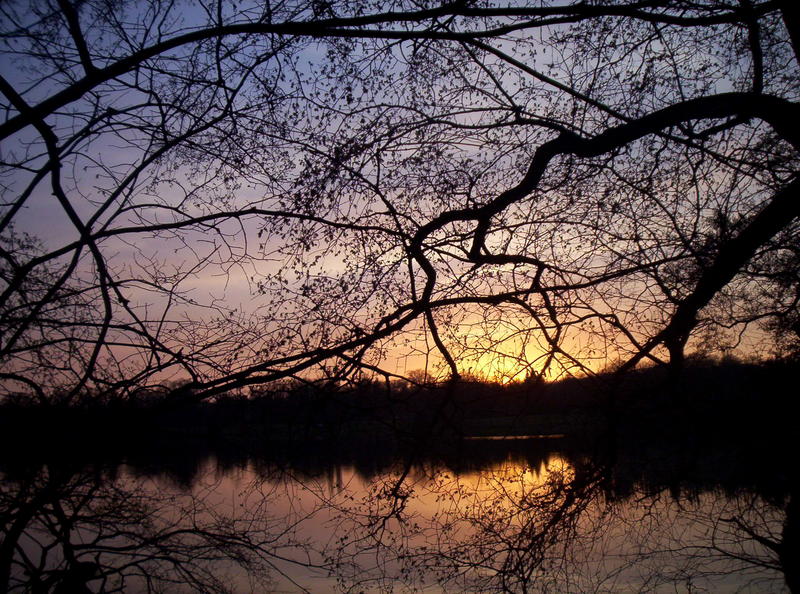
[1,436,794,593]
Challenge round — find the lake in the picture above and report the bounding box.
[1,432,794,592]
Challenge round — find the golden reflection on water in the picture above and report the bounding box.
[418,453,574,499]
[5,454,788,594]
[110,452,791,594]
[151,453,580,591]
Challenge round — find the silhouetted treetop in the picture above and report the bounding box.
[1,0,798,401]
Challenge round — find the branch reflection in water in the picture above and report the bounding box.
[1,440,794,592]
[0,463,329,592]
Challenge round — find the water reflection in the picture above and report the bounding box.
[1,438,795,592]
[0,464,327,593]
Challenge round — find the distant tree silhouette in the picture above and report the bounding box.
[1,0,798,401]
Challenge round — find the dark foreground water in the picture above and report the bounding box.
[1,432,795,593]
